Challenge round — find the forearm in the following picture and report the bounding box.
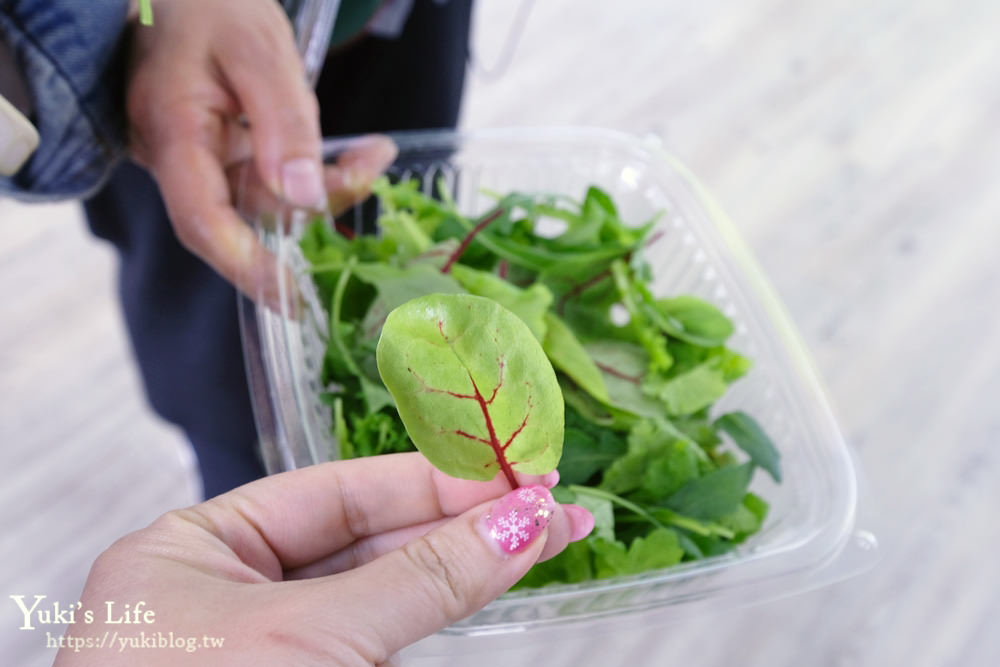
[0,0,131,201]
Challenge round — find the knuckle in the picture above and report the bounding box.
[337,476,371,540]
[399,535,468,619]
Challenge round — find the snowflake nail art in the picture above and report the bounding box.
[484,484,555,554]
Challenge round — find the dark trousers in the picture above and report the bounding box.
[84,0,473,498]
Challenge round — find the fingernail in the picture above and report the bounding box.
[481,485,555,555]
[563,504,596,542]
[281,158,327,209]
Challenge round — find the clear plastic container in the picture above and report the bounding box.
[236,127,876,652]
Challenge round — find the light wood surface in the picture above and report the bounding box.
[3,0,999,664]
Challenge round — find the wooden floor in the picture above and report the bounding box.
[3,0,1000,664]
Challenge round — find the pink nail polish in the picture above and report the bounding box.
[483,485,555,554]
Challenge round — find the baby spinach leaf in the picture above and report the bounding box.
[376,294,563,487]
[715,412,782,482]
[665,462,755,520]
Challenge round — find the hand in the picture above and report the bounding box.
[54,453,594,666]
[124,0,396,302]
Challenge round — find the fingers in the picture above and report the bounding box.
[229,134,398,220]
[286,501,594,579]
[201,453,561,576]
[322,135,399,213]
[304,486,583,662]
[213,1,324,208]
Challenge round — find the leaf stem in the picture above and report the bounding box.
[441,208,504,273]
[330,256,362,378]
[567,485,668,532]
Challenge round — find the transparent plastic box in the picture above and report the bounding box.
[237,127,876,653]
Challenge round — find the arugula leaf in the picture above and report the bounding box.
[715,412,782,482]
[376,294,564,486]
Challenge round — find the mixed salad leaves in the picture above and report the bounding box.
[299,178,780,588]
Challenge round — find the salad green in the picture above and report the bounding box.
[299,177,780,588]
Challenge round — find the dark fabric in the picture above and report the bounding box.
[84,0,473,498]
[0,0,130,199]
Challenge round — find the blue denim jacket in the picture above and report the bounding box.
[0,0,129,201]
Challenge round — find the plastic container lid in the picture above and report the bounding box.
[236,127,877,651]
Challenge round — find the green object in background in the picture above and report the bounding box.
[300,178,781,589]
[330,0,382,47]
[138,0,153,25]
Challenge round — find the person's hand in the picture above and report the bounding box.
[54,453,594,666]
[124,0,396,302]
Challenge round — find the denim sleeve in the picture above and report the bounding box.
[0,0,129,201]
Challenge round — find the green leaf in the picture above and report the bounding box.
[542,313,609,403]
[665,462,755,520]
[591,528,683,578]
[138,0,153,25]
[377,209,432,259]
[334,398,352,459]
[585,341,667,418]
[348,410,413,458]
[512,540,593,589]
[377,294,564,482]
[558,406,627,485]
[653,296,734,346]
[717,501,763,540]
[569,488,615,541]
[715,412,782,482]
[353,262,465,340]
[449,263,553,340]
[642,362,729,416]
[600,420,699,499]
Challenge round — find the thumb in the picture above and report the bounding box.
[316,485,575,662]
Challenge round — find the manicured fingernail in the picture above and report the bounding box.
[482,485,554,555]
[563,504,596,542]
[281,158,327,209]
